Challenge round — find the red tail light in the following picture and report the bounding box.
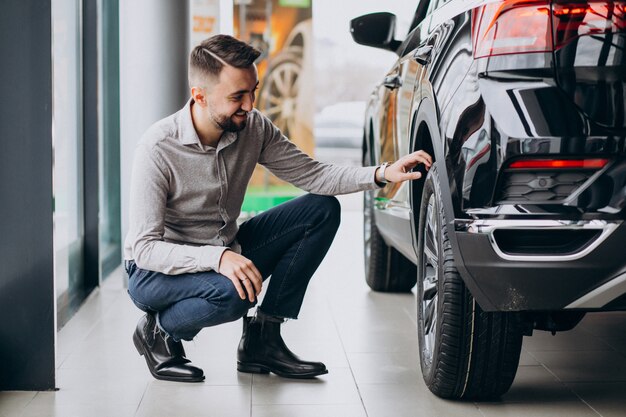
[472,0,626,58]
[553,1,626,49]
[472,0,553,58]
[508,158,610,169]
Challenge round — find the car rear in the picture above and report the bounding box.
[454,0,626,312]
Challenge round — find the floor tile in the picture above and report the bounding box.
[347,351,421,385]
[251,367,360,405]
[178,353,253,386]
[0,391,36,417]
[358,383,483,417]
[601,337,626,353]
[577,312,626,338]
[54,368,149,402]
[518,349,540,366]
[565,382,626,417]
[135,383,251,417]
[477,401,599,417]
[251,404,367,417]
[498,366,579,403]
[531,350,626,382]
[17,392,139,417]
[522,327,612,352]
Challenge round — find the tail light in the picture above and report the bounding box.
[553,1,626,49]
[472,0,626,58]
[507,158,610,169]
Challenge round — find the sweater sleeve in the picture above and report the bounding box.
[257,115,380,195]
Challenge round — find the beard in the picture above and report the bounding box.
[211,110,248,133]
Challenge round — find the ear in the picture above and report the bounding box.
[191,86,207,106]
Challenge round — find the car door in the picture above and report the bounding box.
[374,3,433,262]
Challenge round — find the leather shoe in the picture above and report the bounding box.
[133,313,204,382]
[237,315,328,379]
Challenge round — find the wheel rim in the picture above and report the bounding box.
[421,193,439,367]
[259,60,300,137]
[363,190,372,272]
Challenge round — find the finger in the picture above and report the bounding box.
[405,153,432,168]
[239,260,263,295]
[413,151,433,166]
[247,264,263,295]
[230,276,246,300]
[401,171,422,181]
[241,278,256,302]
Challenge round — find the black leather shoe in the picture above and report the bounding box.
[237,315,328,379]
[133,313,205,382]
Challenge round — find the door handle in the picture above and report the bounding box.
[414,44,433,65]
[383,74,402,90]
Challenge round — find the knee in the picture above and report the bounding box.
[221,285,255,322]
[307,194,341,229]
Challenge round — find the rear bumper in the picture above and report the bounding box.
[454,219,626,312]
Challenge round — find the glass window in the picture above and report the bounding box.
[52,0,85,326]
[100,0,122,279]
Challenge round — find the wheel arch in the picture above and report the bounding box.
[409,98,495,310]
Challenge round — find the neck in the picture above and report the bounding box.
[191,101,222,148]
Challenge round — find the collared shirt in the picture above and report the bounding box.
[123,100,379,275]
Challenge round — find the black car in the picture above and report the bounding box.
[351,0,626,400]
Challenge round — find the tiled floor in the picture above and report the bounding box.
[2,194,626,417]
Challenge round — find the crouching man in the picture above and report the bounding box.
[124,34,432,382]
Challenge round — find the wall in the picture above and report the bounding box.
[119,0,189,242]
[0,1,56,390]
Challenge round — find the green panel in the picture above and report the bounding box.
[242,185,303,213]
[278,0,311,8]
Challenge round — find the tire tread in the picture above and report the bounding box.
[418,167,523,400]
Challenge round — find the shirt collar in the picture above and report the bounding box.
[177,98,241,151]
[178,98,203,147]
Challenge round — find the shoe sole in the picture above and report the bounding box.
[133,331,205,383]
[237,361,329,379]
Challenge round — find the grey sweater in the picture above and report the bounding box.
[123,100,379,275]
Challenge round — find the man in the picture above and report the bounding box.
[125,34,432,383]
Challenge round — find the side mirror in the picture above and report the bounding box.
[350,12,400,53]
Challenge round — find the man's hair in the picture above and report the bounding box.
[189,34,261,88]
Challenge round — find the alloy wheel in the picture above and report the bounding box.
[421,193,440,367]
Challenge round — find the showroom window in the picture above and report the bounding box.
[52,0,86,327]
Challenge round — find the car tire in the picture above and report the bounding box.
[363,189,416,292]
[417,166,523,400]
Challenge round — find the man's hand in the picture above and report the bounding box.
[378,150,433,183]
[218,250,262,302]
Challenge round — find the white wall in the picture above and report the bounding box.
[119,0,189,241]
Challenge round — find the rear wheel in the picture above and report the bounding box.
[362,137,416,292]
[363,189,416,292]
[417,166,523,400]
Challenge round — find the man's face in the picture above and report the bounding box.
[205,65,259,133]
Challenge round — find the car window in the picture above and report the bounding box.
[425,0,439,18]
[398,27,421,56]
[408,0,431,32]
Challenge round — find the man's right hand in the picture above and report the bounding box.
[218,250,262,302]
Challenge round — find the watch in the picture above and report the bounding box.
[378,162,389,184]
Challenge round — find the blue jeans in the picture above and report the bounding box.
[126,194,341,341]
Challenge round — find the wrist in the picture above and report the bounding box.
[376,162,389,185]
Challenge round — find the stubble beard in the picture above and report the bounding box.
[211,111,248,133]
